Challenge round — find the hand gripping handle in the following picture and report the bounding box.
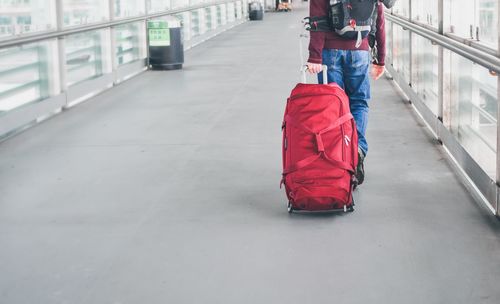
[299,32,328,84]
[301,65,328,84]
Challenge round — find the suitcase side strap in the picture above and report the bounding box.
[282,113,355,175]
[284,113,353,136]
[283,153,354,175]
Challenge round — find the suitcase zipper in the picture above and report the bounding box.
[339,104,346,161]
[294,174,345,185]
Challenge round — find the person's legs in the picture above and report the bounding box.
[319,49,371,185]
[318,49,345,87]
[343,50,371,156]
[343,50,370,185]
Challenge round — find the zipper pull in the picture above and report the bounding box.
[344,135,351,146]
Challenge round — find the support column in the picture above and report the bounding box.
[55,0,68,106]
[109,0,118,83]
[496,0,500,217]
[437,0,444,130]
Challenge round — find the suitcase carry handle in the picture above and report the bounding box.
[301,65,328,84]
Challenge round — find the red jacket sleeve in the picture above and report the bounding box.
[375,3,386,66]
[308,0,327,64]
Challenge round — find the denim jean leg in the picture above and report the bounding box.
[350,98,369,155]
[344,50,371,155]
[319,49,344,87]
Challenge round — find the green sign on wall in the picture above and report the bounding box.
[148,20,170,47]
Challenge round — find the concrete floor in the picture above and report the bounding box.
[1,4,499,304]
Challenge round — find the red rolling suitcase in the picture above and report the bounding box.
[281,68,358,213]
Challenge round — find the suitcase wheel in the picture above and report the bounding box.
[344,204,355,213]
[287,201,294,213]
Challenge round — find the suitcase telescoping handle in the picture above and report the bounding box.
[301,64,328,84]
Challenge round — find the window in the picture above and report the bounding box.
[0,0,56,38]
[147,0,171,13]
[63,0,109,27]
[411,0,438,28]
[445,0,498,49]
[115,0,146,18]
[392,0,410,18]
[171,0,189,9]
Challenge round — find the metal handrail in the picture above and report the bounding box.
[386,13,500,74]
[0,0,237,49]
[443,32,498,58]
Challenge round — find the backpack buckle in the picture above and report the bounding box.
[350,19,356,28]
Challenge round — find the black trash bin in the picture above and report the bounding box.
[249,2,264,21]
[148,17,184,70]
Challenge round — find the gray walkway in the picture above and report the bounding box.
[1,5,499,304]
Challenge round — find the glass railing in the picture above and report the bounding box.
[411,33,439,115]
[0,42,51,113]
[386,1,500,217]
[115,22,143,66]
[65,30,105,87]
[444,50,497,178]
[0,0,248,138]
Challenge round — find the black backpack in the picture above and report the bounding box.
[329,0,378,47]
[306,0,397,48]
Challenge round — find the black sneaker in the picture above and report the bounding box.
[355,148,365,186]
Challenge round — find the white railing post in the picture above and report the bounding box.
[110,0,118,83]
[408,0,412,88]
[496,0,500,217]
[437,0,444,132]
[55,0,67,105]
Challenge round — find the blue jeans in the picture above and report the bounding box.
[318,49,371,155]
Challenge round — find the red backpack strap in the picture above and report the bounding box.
[283,153,354,175]
[283,154,321,175]
[319,113,353,135]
